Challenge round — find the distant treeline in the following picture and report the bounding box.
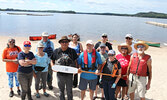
[1,8,167,19]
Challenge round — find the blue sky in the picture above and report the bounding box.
[0,0,167,14]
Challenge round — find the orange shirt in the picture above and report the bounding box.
[2,46,21,72]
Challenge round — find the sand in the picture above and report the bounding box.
[0,36,166,100]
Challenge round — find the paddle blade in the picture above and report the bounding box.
[52,65,78,74]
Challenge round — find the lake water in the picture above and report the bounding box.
[0,11,167,45]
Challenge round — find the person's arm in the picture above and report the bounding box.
[126,56,133,84]
[79,43,84,52]
[146,58,152,90]
[114,68,121,84]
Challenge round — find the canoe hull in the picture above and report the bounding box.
[136,39,160,47]
[29,34,56,41]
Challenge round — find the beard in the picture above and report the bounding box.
[137,49,144,54]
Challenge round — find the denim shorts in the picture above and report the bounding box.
[79,77,97,90]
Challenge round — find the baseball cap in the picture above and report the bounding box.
[100,43,106,48]
[23,41,31,45]
[41,32,49,37]
[86,40,93,45]
[37,42,45,48]
[108,50,116,55]
[125,34,133,39]
[102,33,107,37]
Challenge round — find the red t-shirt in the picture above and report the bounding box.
[2,46,21,72]
[116,54,130,80]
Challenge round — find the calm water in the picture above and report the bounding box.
[0,11,167,44]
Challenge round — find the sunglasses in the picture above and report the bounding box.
[61,41,68,43]
[24,45,31,47]
[108,54,115,56]
[126,37,132,40]
[137,45,145,48]
[9,41,15,44]
[102,36,107,38]
[121,47,128,50]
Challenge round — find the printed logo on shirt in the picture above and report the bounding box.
[9,51,19,56]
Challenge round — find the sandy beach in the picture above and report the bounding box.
[0,36,167,100]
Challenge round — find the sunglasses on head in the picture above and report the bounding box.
[102,36,107,38]
[126,37,132,40]
[108,54,115,56]
[61,41,68,43]
[121,47,128,50]
[137,45,144,48]
[24,45,31,47]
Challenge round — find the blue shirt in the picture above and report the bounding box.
[69,42,80,54]
[78,51,102,80]
[33,53,50,73]
[18,51,35,73]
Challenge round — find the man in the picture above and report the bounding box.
[39,32,54,90]
[50,36,78,100]
[94,43,108,100]
[94,33,112,51]
[127,41,152,100]
[78,40,102,100]
[125,34,136,54]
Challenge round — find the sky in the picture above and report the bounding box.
[0,0,167,14]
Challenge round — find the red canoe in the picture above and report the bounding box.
[29,34,56,41]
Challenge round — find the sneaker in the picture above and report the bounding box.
[48,86,53,90]
[36,93,40,98]
[44,92,49,97]
[9,91,14,97]
[17,90,21,95]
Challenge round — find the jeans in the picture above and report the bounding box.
[57,73,73,100]
[18,72,33,100]
[102,80,116,100]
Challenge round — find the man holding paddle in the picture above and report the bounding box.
[78,40,102,100]
[50,36,78,100]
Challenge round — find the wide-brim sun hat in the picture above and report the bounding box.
[58,36,71,43]
[134,41,149,51]
[41,32,49,37]
[118,43,132,54]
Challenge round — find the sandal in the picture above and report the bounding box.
[44,92,49,97]
[36,93,40,98]
[124,95,129,100]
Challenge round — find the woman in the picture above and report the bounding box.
[69,33,83,88]
[2,38,21,97]
[101,50,121,100]
[115,43,131,100]
[18,41,37,100]
[33,43,49,98]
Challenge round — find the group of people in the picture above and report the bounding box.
[2,32,152,100]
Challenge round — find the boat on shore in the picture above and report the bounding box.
[136,39,160,47]
[29,34,56,41]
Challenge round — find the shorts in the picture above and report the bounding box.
[117,79,128,87]
[128,73,147,98]
[79,77,97,90]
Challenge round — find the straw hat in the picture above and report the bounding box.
[58,36,71,43]
[134,41,149,51]
[118,43,132,54]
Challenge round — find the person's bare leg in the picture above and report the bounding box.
[130,92,135,100]
[115,86,121,98]
[122,87,126,99]
[89,89,94,100]
[81,90,86,100]
[101,88,104,98]
[140,97,145,100]
[94,85,98,97]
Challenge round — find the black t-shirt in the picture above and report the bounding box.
[94,41,113,50]
[50,47,78,75]
[102,59,121,81]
